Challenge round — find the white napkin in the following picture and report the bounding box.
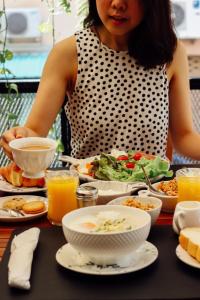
[8,227,40,290]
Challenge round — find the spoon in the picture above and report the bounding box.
[140,165,165,195]
[0,208,25,217]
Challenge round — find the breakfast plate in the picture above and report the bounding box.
[0,175,46,193]
[0,195,48,222]
[176,245,200,269]
[56,241,158,275]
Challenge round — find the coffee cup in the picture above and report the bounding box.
[172,201,200,234]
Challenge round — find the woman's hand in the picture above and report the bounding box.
[0,126,39,159]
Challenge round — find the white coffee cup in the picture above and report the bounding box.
[172,201,200,234]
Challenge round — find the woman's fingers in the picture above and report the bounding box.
[0,127,28,159]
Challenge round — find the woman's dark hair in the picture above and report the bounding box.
[84,0,177,69]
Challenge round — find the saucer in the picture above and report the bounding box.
[176,245,200,269]
[56,241,158,275]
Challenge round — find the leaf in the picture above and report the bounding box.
[4,49,13,61]
[59,0,71,13]
[7,112,18,120]
[9,83,18,94]
[0,68,13,75]
[56,139,65,153]
[0,53,5,63]
[38,22,52,33]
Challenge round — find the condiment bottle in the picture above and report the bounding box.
[76,186,98,208]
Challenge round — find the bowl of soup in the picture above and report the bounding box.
[62,205,151,266]
[9,137,57,178]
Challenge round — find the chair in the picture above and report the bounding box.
[0,79,71,167]
[172,77,200,164]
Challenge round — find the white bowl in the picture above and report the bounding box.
[138,181,178,213]
[80,181,142,205]
[107,196,162,225]
[9,137,57,178]
[62,205,151,266]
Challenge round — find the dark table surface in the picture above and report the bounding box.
[0,164,200,300]
[0,225,200,300]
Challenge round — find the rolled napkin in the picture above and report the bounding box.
[8,227,40,290]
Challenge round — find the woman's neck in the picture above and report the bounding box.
[94,25,129,51]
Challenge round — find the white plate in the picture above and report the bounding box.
[61,152,170,183]
[0,195,48,222]
[176,244,200,269]
[56,241,158,276]
[0,175,46,193]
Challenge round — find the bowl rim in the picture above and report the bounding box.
[9,137,57,151]
[62,204,151,236]
[151,181,178,199]
[80,180,135,195]
[107,195,162,212]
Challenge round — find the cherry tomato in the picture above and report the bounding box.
[117,155,129,161]
[133,152,143,161]
[125,162,135,169]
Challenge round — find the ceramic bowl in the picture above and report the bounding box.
[138,181,178,213]
[9,137,57,178]
[108,195,162,225]
[62,205,151,266]
[80,180,144,205]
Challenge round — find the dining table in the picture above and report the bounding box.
[0,164,200,300]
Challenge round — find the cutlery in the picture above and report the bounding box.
[140,165,165,195]
[59,155,80,165]
[0,208,25,217]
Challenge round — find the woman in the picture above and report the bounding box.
[1,0,200,160]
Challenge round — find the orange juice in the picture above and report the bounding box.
[177,176,200,202]
[46,171,79,225]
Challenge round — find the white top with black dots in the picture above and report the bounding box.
[65,28,169,159]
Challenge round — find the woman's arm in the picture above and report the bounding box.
[168,40,200,160]
[25,36,77,136]
[0,36,77,158]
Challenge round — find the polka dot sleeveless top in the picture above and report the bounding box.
[65,28,169,159]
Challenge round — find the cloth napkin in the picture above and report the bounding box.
[8,227,40,290]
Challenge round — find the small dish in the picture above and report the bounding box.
[0,195,48,222]
[138,180,178,213]
[80,180,146,205]
[176,244,200,269]
[108,196,162,225]
[56,241,158,275]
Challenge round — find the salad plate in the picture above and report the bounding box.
[56,241,158,276]
[176,245,200,269]
[0,176,46,193]
[60,149,172,183]
[0,195,48,222]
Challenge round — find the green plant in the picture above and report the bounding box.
[0,0,88,165]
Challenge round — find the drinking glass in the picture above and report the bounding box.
[176,168,200,202]
[46,170,79,225]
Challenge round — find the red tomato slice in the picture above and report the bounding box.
[117,155,129,161]
[133,152,143,161]
[125,162,135,169]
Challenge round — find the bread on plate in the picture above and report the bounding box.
[179,227,200,263]
[0,162,45,187]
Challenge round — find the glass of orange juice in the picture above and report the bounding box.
[176,168,200,202]
[46,170,79,225]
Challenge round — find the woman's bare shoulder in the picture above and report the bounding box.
[167,40,188,81]
[43,35,77,88]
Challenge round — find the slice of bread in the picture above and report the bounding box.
[179,227,200,263]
